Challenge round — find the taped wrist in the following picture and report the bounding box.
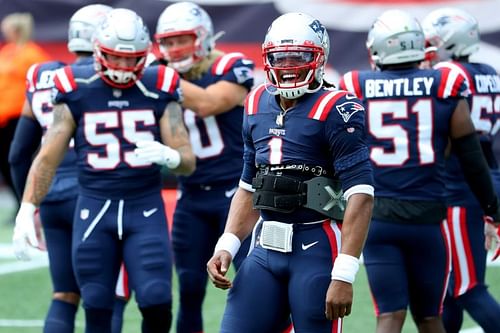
[214,233,241,258]
[452,133,498,215]
[331,253,360,284]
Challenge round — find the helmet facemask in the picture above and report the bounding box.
[263,45,324,99]
[94,43,148,89]
[156,30,206,73]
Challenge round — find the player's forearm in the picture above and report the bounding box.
[172,145,196,175]
[340,193,373,257]
[22,155,58,205]
[225,188,260,241]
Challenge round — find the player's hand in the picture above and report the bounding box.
[325,279,353,321]
[12,202,39,261]
[484,216,500,261]
[207,250,233,290]
[134,140,181,169]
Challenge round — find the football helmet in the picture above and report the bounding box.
[421,7,479,63]
[67,4,112,53]
[262,12,329,99]
[366,9,425,67]
[155,2,214,73]
[93,8,151,88]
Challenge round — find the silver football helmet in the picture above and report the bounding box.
[421,7,479,63]
[366,9,425,67]
[93,8,151,88]
[262,12,330,99]
[155,2,214,73]
[67,4,112,53]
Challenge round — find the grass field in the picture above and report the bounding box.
[0,203,499,332]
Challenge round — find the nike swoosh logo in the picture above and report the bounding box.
[345,94,357,100]
[224,186,238,198]
[143,208,158,218]
[302,241,319,250]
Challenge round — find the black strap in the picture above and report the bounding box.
[257,163,332,177]
[252,174,345,220]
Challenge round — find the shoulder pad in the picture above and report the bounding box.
[211,52,247,76]
[244,83,267,115]
[339,70,363,98]
[54,66,78,94]
[434,62,470,98]
[308,90,351,121]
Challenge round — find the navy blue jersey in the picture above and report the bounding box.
[436,61,500,205]
[340,67,468,201]
[242,84,373,222]
[178,52,254,186]
[25,60,79,202]
[52,64,182,199]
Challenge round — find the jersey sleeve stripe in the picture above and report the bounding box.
[26,63,40,93]
[441,67,461,98]
[342,71,362,98]
[436,61,474,94]
[308,90,347,121]
[212,52,245,76]
[157,66,179,94]
[54,66,76,93]
[245,83,266,115]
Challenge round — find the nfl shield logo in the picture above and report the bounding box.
[80,209,90,220]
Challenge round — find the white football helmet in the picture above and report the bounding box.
[155,2,214,73]
[93,8,151,88]
[67,4,112,53]
[262,12,329,99]
[366,9,425,67]
[422,7,479,63]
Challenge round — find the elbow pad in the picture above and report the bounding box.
[451,133,499,216]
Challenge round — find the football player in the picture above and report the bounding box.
[339,9,500,333]
[9,5,112,333]
[207,12,374,333]
[11,8,195,333]
[151,3,255,332]
[422,8,500,333]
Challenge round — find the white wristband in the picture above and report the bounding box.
[214,233,241,259]
[331,253,360,284]
[164,147,181,169]
[19,202,37,216]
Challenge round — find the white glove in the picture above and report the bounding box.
[12,202,38,261]
[134,140,181,169]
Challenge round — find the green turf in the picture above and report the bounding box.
[0,207,499,332]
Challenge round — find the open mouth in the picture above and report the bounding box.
[280,72,300,83]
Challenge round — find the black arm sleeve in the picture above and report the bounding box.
[8,116,42,199]
[451,132,499,216]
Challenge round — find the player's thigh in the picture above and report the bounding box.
[40,199,78,292]
[72,196,122,308]
[363,219,409,314]
[221,247,290,333]
[406,222,449,319]
[289,223,342,332]
[123,194,173,307]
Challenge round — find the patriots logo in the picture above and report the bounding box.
[309,19,326,43]
[336,101,365,122]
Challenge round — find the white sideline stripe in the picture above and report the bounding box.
[0,319,44,327]
[460,328,484,333]
[0,319,83,327]
[0,256,48,275]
